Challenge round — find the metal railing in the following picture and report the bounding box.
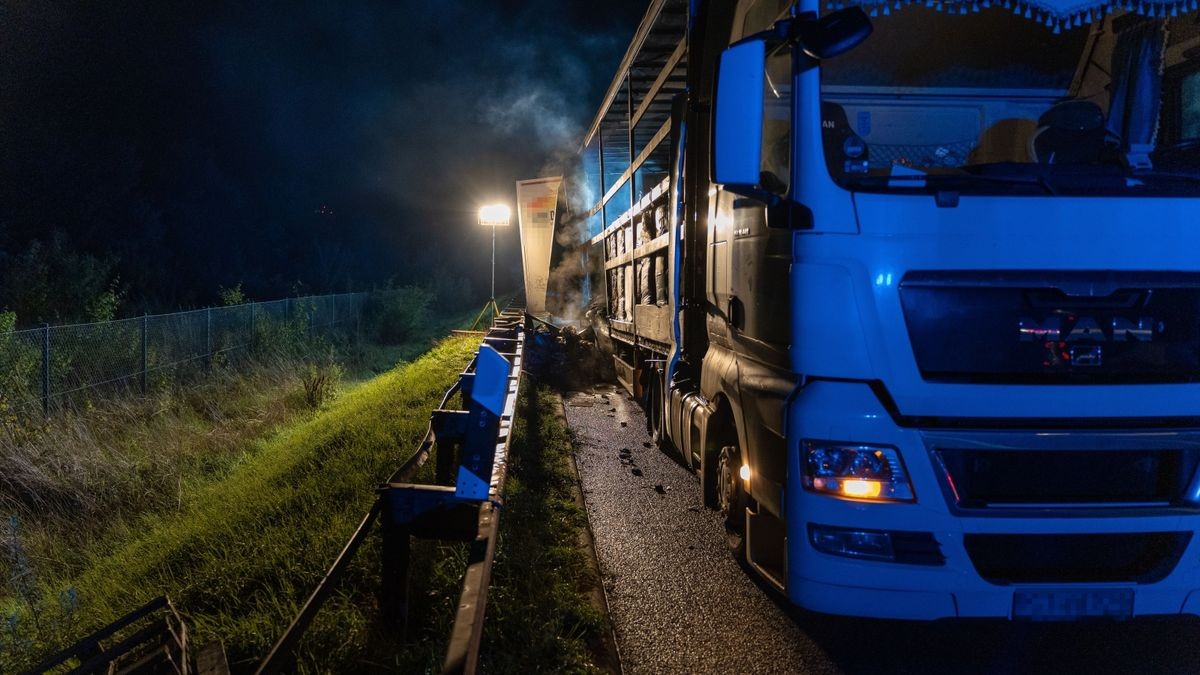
[24,597,191,675]
[0,293,364,416]
[255,306,527,675]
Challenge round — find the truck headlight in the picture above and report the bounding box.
[802,441,915,502]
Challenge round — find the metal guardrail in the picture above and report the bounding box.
[256,306,527,675]
[24,596,190,675]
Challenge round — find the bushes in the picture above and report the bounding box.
[218,283,247,307]
[366,279,480,347]
[429,269,474,310]
[0,234,121,326]
[366,286,434,344]
[0,314,41,423]
[301,358,344,409]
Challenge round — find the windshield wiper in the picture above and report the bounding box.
[1159,139,1200,152]
[849,162,1200,196]
[1128,169,1200,185]
[968,171,1057,196]
[854,169,1057,195]
[958,162,1148,196]
[1145,140,1200,173]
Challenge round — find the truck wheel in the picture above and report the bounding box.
[647,371,676,456]
[717,444,747,556]
[645,371,661,437]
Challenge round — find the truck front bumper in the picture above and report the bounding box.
[784,380,1200,620]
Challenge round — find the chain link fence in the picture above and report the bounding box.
[0,293,364,417]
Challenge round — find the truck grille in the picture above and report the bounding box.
[935,448,1200,508]
[964,532,1191,584]
[899,271,1200,384]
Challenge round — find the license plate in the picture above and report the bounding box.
[1013,588,1134,621]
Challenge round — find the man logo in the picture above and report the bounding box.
[1018,316,1157,342]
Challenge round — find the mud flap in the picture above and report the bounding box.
[746,505,787,593]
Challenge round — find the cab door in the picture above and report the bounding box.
[729,41,794,351]
[707,187,734,348]
[713,0,799,521]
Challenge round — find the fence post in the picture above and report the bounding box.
[41,323,50,415]
[249,303,256,351]
[205,308,213,369]
[140,314,148,395]
[331,294,337,329]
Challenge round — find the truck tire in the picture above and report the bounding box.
[717,444,747,556]
[646,370,675,456]
[645,370,661,437]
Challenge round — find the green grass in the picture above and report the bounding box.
[3,306,608,674]
[351,303,490,381]
[2,352,325,597]
[1,335,481,673]
[389,382,612,674]
[481,384,611,673]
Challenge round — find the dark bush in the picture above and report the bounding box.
[301,360,343,409]
[0,234,121,326]
[429,268,474,310]
[366,286,433,344]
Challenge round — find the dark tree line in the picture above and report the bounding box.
[0,3,411,325]
[0,1,642,327]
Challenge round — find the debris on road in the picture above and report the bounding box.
[565,386,816,673]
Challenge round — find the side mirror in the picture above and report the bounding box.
[713,39,766,189]
[713,10,872,193]
[792,7,872,59]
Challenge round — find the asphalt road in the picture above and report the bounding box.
[563,384,1200,675]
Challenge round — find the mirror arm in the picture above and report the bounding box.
[736,8,872,60]
[733,11,824,49]
[732,12,814,50]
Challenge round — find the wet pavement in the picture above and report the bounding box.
[562,384,1200,675]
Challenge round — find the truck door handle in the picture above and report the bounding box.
[727,296,744,329]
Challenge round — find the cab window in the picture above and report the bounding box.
[761,47,792,193]
[741,0,790,38]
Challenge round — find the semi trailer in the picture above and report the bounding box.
[547,0,1200,620]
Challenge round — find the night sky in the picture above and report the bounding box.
[0,1,647,320]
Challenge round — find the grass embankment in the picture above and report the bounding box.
[1,335,481,672]
[353,292,510,380]
[352,303,482,380]
[393,383,615,673]
[1,299,479,590]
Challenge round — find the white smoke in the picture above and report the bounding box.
[485,89,581,153]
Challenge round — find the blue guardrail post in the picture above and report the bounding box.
[455,344,512,500]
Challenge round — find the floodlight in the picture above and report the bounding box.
[472,202,513,329]
[478,204,511,227]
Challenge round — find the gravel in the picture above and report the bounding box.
[565,384,837,674]
[564,384,1200,675]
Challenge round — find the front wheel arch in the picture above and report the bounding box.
[701,396,739,510]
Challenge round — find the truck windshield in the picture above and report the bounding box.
[819,6,1200,196]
